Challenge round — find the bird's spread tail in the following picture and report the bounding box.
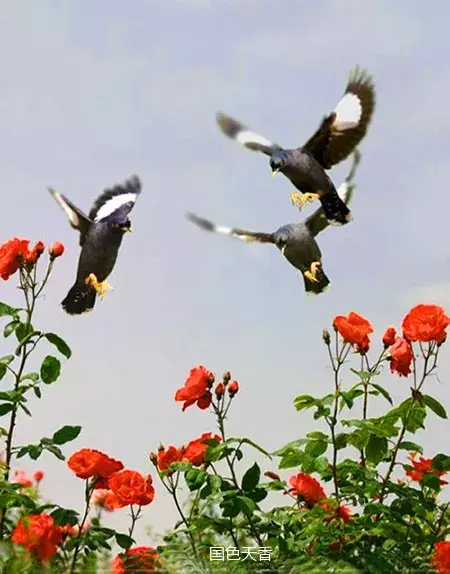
[303,265,330,295]
[61,282,97,315]
[320,191,352,226]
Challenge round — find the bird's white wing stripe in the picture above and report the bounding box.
[215,225,256,243]
[52,192,81,227]
[94,193,138,221]
[215,225,233,235]
[337,181,349,203]
[333,93,362,131]
[236,130,274,148]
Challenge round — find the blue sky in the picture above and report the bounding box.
[1,0,450,545]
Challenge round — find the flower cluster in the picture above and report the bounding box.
[13,469,44,488]
[111,546,160,573]
[153,432,221,473]
[405,453,448,486]
[0,237,64,280]
[432,541,450,574]
[11,513,62,562]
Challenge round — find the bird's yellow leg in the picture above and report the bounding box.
[290,192,321,209]
[85,273,112,298]
[303,261,321,283]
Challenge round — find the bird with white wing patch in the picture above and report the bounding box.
[48,175,141,315]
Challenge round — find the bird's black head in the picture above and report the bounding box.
[270,152,288,176]
[274,229,290,253]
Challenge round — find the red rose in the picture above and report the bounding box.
[0,237,31,280]
[228,380,239,396]
[25,241,45,264]
[432,541,450,574]
[67,449,123,479]
[111,546,159,573]
[288,472,326,506]
[333,312,373,346]
[174,365,214,412]
[108,470,147,506]
[389,337,413,377]
[405,453,448,485]
[33,470,44,482]
[355,334,370,355]
[402,304,450,344]
[49,241,64,259]
[157,446,184,471]
[136,474,155,506]
[11,513,62,562]
[184,433,221,467]
[382,327,397,348]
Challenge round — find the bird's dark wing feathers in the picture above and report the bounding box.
[48,188,92,246]
[302,68,375,169]
[305,149,361,237]
[186,212,275,244]
[216,112,283,156]
[89,175,142,222]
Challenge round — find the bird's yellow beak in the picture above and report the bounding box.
[124,225,132,233]
[272,168,280,176]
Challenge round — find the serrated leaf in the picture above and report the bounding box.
[398,441,423,453]
[370,383,393,405]
[0,302,18,317]
[52,425,81,445]
[44,333,72,359]
[423,395,447,419]
[365,434,388,465]
[241,463,260,491]
[0,403,14,416]
[40,356,61,384]
[115,533,134,550]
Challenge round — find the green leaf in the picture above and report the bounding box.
[45,444,65,460]
[33,387,42,399]
[0,363,6,381]
[220,497,240,518]
[406,404,426,433]
[239,437,271,458]
[422,473,442,491]
[340,391,354,410]
[370,383,393,405]
[351,369,378,381]
[236,495,256,516]
[3,320,20,338]
[432,454,450,472]
[208,474,222,492]
[40,356,61,384]
[305,440,328,458]
[294,394,317,411]
[21,372,40,382]
[185,469,208,491]
[15,323,37,345]
[0,302,18,317]
[365,435,388,465]
[278,450,304,469]
[398,441,423,454]
[241,463,260,491]
[0,403,14,416]
[51,507,79,526]
[52,425,82,445]
[28,444,43,460]
[306,431,329,441]
[44,333,72,359]
[115,533,134,550]
[423,395,447,419]
[246,487,267,503]
[0,355,14,365]
[335,433,348,450]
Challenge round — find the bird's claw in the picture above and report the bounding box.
[290,192,320,209]
[85,273,112,298]
[304,261,321,283]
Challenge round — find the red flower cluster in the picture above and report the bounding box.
[155,433,221,472]
[403,304,450,344]
[13,469,45,487]
[108,470,155,507]
[11,513,62,562]
[405,453,448,485]
[289,472,326,506]
[432,541,450,574]
[67,448,123,480]
[175,365,214,411]
[111,546,159,573]
[333,312,373,350]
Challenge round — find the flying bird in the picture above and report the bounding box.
[48,175,141,315]
[187,151,360,295]
[216,67,374,226]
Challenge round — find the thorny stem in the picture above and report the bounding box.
[70,479,94,573]
[379,344,439,503]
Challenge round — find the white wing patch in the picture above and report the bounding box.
[236,130,274,149]
[51,191,82,228]
[94,192,138,222]
[333,93,362,131]
[336,181,349,203]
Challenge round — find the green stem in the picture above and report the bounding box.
[128,505,141,538]
[70,479,94,573]
[163,474,198,559]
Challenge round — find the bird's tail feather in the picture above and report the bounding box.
[320,191,352,226]
[303,267,330,295]
[61,282,97,315]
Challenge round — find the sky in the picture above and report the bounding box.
[1,0,450,547]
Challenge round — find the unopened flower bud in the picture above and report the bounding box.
[264,471,281,481]
[149,452,158,466]
[223,371,231,384]
[382,327,396,348]
[215,382,224,398]
[49,241,64,259]
[322,329,331,345]
[228,380,239,397]
[207,371,215,388]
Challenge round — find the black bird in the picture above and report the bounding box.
[187,152,360,295]
[48,176,141,315]
[216,67,374,226]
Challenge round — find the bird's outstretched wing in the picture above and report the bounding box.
[302,68,375,169]
[305,149,361,238]
[89,175,142,222]
[186,212,275,244]
[216,112,283,156]
[48,188,92,246]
